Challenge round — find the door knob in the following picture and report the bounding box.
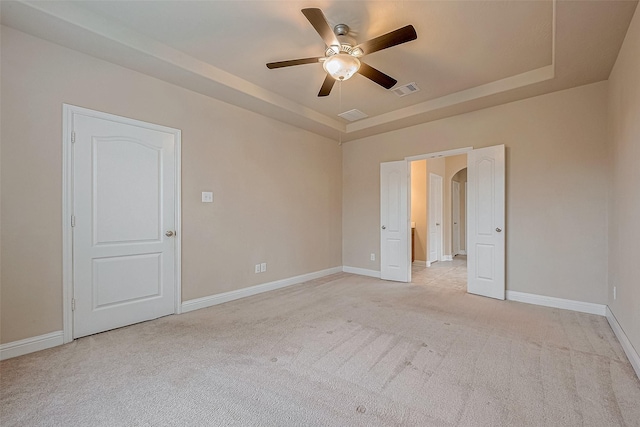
[495,227,502,233]
[381,225,386,230]
[165,230,175,237]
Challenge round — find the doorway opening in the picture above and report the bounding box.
[380,144,504,299]
[409,153,468,288]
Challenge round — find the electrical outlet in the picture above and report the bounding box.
[255,264,261,274]
[613,286,617,300]
[260,262,267,273]
[201,192,213,203]
[370,253,375,261]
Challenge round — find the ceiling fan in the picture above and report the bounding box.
[266,8,417,97]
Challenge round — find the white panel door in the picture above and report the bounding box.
[380,161,409,282]
[452,181,461,256]
[428,173,443,263]
[73,112,178,338]
[467,145,505,300]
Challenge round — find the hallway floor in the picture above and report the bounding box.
[412,255,467,291]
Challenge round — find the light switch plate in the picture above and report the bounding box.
[202,192,213,203]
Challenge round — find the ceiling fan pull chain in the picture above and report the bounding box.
[338,81,343,146]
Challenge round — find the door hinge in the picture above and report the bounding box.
[71,298,76,311]
[71,215,76,227]
[71,131,76,143]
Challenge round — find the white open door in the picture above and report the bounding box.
[452,181,461,256]
[428,173,443,263]
[467,145,505,299]
[380,161,410,282]
[71,107,180,338]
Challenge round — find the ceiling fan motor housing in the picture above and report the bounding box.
[324,24,361,57]
[334,23,349,36]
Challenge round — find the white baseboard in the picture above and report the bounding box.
[506,291,607,316]
[0,331,64,361]
[182,266,343,313]
[606,307,640,379]
[442,255,453,262]
[458,250,467,255]
[412,260,427,267]
[342,266,381,278]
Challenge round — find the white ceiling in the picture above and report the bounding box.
[1,1,637,142]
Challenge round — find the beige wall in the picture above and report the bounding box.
[0,27,342,344]
[343,81,609,304]
[410,160,427,261]
[607,6,640,357]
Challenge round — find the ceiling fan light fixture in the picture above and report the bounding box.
[351,47,364,57]
[323,53,361,81]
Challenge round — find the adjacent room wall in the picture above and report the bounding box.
[0,26,342,344]
[343,81,609,304]
[410,160,427,262]
[607,6,640,358]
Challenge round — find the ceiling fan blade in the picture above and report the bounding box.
[302,8,340,48]
[318,74,336,97]
[357,62,397,89]
[355,25,417,56]
[266,57,323,69]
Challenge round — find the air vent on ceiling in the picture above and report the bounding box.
[392,82,420,97]
[338,109,369,122]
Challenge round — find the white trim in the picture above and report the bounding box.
[62,104,182,340]
[458,250,467,255]
[174,129,183,315]
[506,291,606,316]
[406,147,473,162]
[182,267,342,313]
[343,266,381,278]
[606,307,640,379]
[0,331,64,361]
[412,260,427,267]
[442,255,453,262]
[62,105,74,344]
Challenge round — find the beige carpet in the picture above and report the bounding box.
[2,265,640,426]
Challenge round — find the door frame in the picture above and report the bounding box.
[61,104,182,344]
[404,147,473,272]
